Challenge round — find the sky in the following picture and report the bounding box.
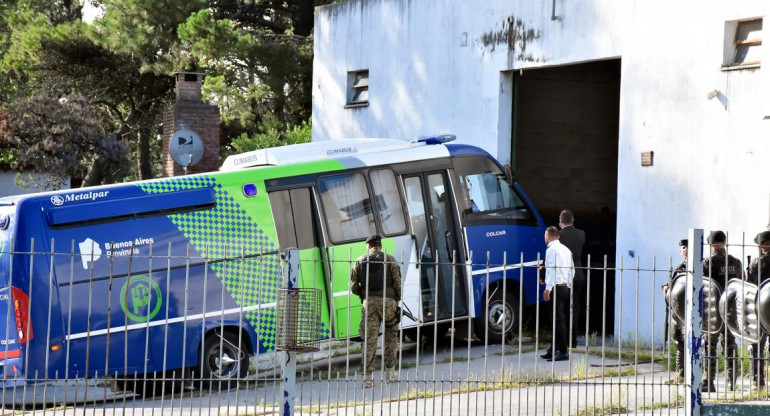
[81,1,102,24]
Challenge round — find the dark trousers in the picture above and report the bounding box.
[704,332,737,384]
[671,320,685,377]
[571,274,586,344]
[551,285,571,355]
[752,334,769,386]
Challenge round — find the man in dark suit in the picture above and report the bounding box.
[559,209,586,347]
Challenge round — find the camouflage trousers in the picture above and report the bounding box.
[360,297,399,376]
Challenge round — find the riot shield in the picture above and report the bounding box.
[668,271,724,335]
[759,280,770,335]
[720,279,760,344]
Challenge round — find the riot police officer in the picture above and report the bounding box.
[746,230,770,391]
[662,238,688,384]
[702,231,742,391]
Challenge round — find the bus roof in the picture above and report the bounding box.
[0,136,493,207]
[220,138,419,171]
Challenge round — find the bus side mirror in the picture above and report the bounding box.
[503,164,514,186]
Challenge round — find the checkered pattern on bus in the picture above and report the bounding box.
[138,176,282,350]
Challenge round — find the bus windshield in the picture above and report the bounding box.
[453,156,534,223]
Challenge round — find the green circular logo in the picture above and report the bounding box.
[120,275,163,322]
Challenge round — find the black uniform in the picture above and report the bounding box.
[667,260,687,380]
[559,225,586,346]
[746,252,770,286]
[747,251,770,388]
[702,249,742,389]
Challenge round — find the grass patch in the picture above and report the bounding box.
[572,402,628,416]
[429,354,473,365]
[620,331,653,351]
[491,346,537,356]
[571,388,627,416]
[579,347,666,364]
[601,366,636,378]
[637,394,684,410]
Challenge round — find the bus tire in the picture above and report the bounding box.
[474,290,518,343]
[200,330,249,386]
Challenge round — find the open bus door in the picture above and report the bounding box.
[403,173,468,326]
[315,170,416,340]
[267,188,331,342]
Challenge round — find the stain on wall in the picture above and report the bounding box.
[480,16,542,62]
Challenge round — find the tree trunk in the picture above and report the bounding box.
[136,124,153,180]
[82,153,109,187]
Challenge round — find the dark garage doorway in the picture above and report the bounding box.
[512,59,621,337]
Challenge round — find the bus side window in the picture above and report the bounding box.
[290,188,317,249]
[369,169,408,236]
[268,188,317,251]
[268,190,298,251]
[318,173,376,243]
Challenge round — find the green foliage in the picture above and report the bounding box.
[179,8,313,146]
[229,117,312,156]
[0,94,130,189]
[0,0,324,186]
[94,0,206,73]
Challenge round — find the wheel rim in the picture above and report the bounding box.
[488,301,514,334]
[206,341,240,379]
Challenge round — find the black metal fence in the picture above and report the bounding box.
[1,230,769,414]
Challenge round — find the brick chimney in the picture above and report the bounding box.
[161,72,221,176]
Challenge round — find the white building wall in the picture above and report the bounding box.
[313,0,770,340]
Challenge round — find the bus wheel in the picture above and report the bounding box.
[200,331,249,385]
[475,291,518,343]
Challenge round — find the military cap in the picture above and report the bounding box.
[754,230,770,245]
[679,238,688,247]
[707,230,726,244]
[365,234,382,244]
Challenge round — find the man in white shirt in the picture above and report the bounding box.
[539,226,575,361]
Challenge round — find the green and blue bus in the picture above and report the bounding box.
[0,135,545,388]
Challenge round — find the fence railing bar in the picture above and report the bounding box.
[197,244,209,416]
[9,232,770,412]
[42,239,55,411]
[449,250,457,384]
[159,242,172,404]
[634,254,640,412]
[231,244,246,414]
[217,244,229,411]
[649,255,656,414]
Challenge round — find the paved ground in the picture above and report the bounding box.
[3,338,769,415]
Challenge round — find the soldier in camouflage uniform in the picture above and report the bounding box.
[746,230,770,391]
[350,234,402,388]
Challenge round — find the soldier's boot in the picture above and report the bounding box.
[750,358,765,392]
[703,358,717,393]
[701,339,718,393]
[363,373,374,388]
[665,342,685,384]
[386,367,398,382]
[725,346,737,391]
